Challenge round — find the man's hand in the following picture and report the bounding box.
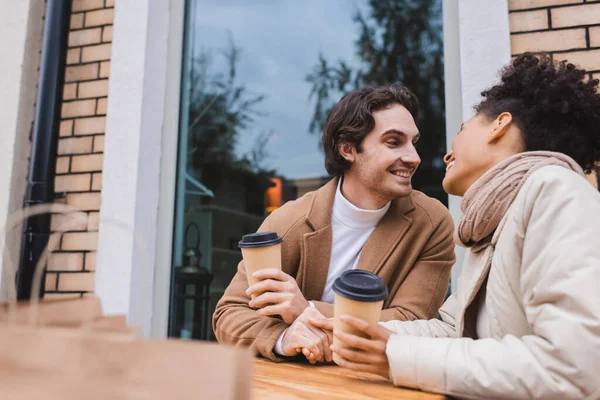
[324,315,394,379]
[279,307,333,364]
[246,269,309,324]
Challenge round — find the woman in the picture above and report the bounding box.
[312,54,600,399]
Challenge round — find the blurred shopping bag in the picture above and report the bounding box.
[0,295,102,326]
[0,296,136,333]
[0,324,254,400]
[0,203,254,399]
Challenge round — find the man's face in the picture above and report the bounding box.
[345,104,421,201]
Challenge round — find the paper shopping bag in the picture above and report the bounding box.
[0,324,254,400]
[0,295,102,326]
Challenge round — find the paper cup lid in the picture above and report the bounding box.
[332,270,388,302]
[238,232,282,248]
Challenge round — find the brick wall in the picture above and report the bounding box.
[45,0,113,298]
[509,0,600,185]
[509,0,600,81]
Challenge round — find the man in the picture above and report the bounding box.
[213,83,455,362]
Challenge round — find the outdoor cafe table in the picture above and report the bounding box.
[253,358,447,399]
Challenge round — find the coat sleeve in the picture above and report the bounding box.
[211,217,289,361]
[311,209,455,321]
[380,292,458,338]
[385,169,600,399]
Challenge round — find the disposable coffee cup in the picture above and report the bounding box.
[332,270,388,365]
[238,232,283,300]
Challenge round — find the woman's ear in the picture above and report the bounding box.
[488,112,513,143]
[338,142,356,163]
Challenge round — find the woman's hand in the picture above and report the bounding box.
[322,315,394,379]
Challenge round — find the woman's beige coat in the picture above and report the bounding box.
[382,166,600,400]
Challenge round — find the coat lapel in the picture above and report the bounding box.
[357,196,415,275]
[457,213,508,337]
[301,227,332,301]
[298,178,337,301]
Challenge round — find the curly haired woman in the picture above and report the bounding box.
[312,53,600,399]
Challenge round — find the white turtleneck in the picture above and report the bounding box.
[274,179,390,355]
[320,179,391,303]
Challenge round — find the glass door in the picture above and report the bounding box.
[169,0,446,340]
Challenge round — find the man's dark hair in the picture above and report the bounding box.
[321,83,419,176]
[476,53,600,173]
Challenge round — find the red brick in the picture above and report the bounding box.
[85,9,114,27]
[73,0,105,12]
[62,99,97,118]
[557,49,600,71]
[45,273,58,291]
[56,157,70,174]
[71,13,84,29]
[58,137,93,155]
[65,63,99,82]
[78,79,109,98]
[96,98,107,115]
[99,61,110,78]
[92,172,103,191]
[62,232,98,251]
[48,253,85,271]
[66,193,101,211]
[71,154,104,172]
[102,26,113,42]
[509,0,582,11]
[87,212,100,231]
[93,135,104,153]
[55,173,92,193]
[509,10,548,32]
[66,48,81,65]
[74,116,106,135]
[57,272,95,291]
[51,213,88,232]
[85,252,97,271]
[59,119,74,136]
[105,0,114,7]
[551,3,600,28]
[590,26,600,48]
[63,83,77,101]
[511,29,586,54]
[81,43,112,63]
[69,28,102,47]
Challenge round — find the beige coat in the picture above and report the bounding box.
[213,178,456,360]
[382,166,600,399]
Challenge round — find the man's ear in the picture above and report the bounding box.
[338,142,356,163]
[488,112,513,143]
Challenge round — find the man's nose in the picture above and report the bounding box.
[402,145,421,166]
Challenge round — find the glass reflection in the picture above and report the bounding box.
[169,0,445,340]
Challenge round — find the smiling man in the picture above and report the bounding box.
[213,84,455,362]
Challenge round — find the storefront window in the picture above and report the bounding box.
[169,0,445,340]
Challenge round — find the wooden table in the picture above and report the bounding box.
[253,358,446,399]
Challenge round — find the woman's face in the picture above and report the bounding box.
[443,113,520,196]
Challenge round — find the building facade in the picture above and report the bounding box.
[0,0,598,338]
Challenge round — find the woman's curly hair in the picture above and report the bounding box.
[476,53,600,173]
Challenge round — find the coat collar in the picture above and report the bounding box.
[301,177,416,301]
[306,177,416,231]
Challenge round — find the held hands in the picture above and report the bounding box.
[311,315,394,379]
[279,307,333,364]
[246,269,309,324]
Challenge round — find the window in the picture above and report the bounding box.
[169,0,445,340]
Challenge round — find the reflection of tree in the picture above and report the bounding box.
[186,39,276,215]
[306,0,446,203]
[188,40,267,171]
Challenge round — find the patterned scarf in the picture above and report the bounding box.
[456,151,584,252]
